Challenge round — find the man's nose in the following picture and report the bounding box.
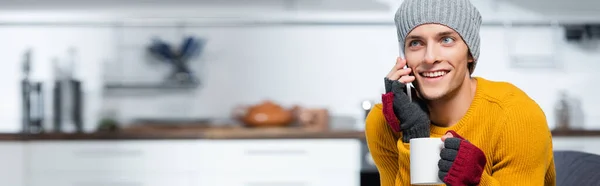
[424,44,440,64]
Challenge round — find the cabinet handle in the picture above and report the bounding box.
[245,182,307,186]
[72,182,143,186]
[244,149,307,156]
[73,148,144,157]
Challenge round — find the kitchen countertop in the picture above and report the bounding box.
[0,129,596,141]
[550,129,600,137]
[0,127,366,141]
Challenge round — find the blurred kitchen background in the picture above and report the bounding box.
[0,0,599,185]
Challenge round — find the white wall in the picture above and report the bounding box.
[0,0,598,132]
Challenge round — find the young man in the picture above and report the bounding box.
[365,0,556,185]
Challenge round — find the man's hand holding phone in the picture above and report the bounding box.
[382,57,431,143]
[386,57,416,86]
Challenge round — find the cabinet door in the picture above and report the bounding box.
[29,172,193,186]
[28,140,200,172]
[198,139,361,172]
[197,170,359,186]
[0,142,25,186]
[196,139,361,186]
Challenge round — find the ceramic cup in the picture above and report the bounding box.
[410,137,445,185]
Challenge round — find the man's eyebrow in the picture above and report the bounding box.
[406,31,456,40]
[406,35,422,40]
[438,31,456,37]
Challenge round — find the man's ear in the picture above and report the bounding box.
[467,53,474,63]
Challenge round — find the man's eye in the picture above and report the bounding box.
[442,37,455,43]
[409,40,421,46]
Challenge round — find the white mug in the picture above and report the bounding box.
[410,137,445,185]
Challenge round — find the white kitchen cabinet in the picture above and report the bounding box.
[552,137,600,155]
[197,139,361,186]
[0,142,25,186]
[198,139,361,172]
[197,171,359,186]
[25,139,362,186]
[28,140,200,173]
[28,172,194,186]
[584,138,600,155]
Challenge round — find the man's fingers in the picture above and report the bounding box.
[388,68,412,80]
[441,132,454,142]
[388,57,407,77]
[398,75,415,84]
[395,57,407,69]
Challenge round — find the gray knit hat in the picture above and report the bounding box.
[394,0,482,74]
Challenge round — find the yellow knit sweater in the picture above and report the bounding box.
[365,77,556,186]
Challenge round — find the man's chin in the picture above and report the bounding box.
[418,89,446,101]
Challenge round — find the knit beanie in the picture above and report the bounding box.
[394,0,482,74]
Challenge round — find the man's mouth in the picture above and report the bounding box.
[420,70,450,78]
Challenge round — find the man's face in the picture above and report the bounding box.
[404,23,474,101]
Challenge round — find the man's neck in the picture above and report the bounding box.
[428,77,478,127]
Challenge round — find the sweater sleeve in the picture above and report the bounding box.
[365,104,400,186]
[479,99,555,186]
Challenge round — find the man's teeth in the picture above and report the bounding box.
[422,71,447,78]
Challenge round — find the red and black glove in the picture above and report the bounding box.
[438,130,487,186]
[381,77,430,143]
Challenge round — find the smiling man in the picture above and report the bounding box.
[365,0,556,185]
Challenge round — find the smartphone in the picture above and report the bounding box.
[399,48,413,101]
[399,46,419,102]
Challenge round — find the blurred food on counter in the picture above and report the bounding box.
[85,98,361,137]
[233,100,294,128]
[293,106,329,130]
[233,100,329,130]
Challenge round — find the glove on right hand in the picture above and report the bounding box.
[381,77,430,143]
[438,130,487,186]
